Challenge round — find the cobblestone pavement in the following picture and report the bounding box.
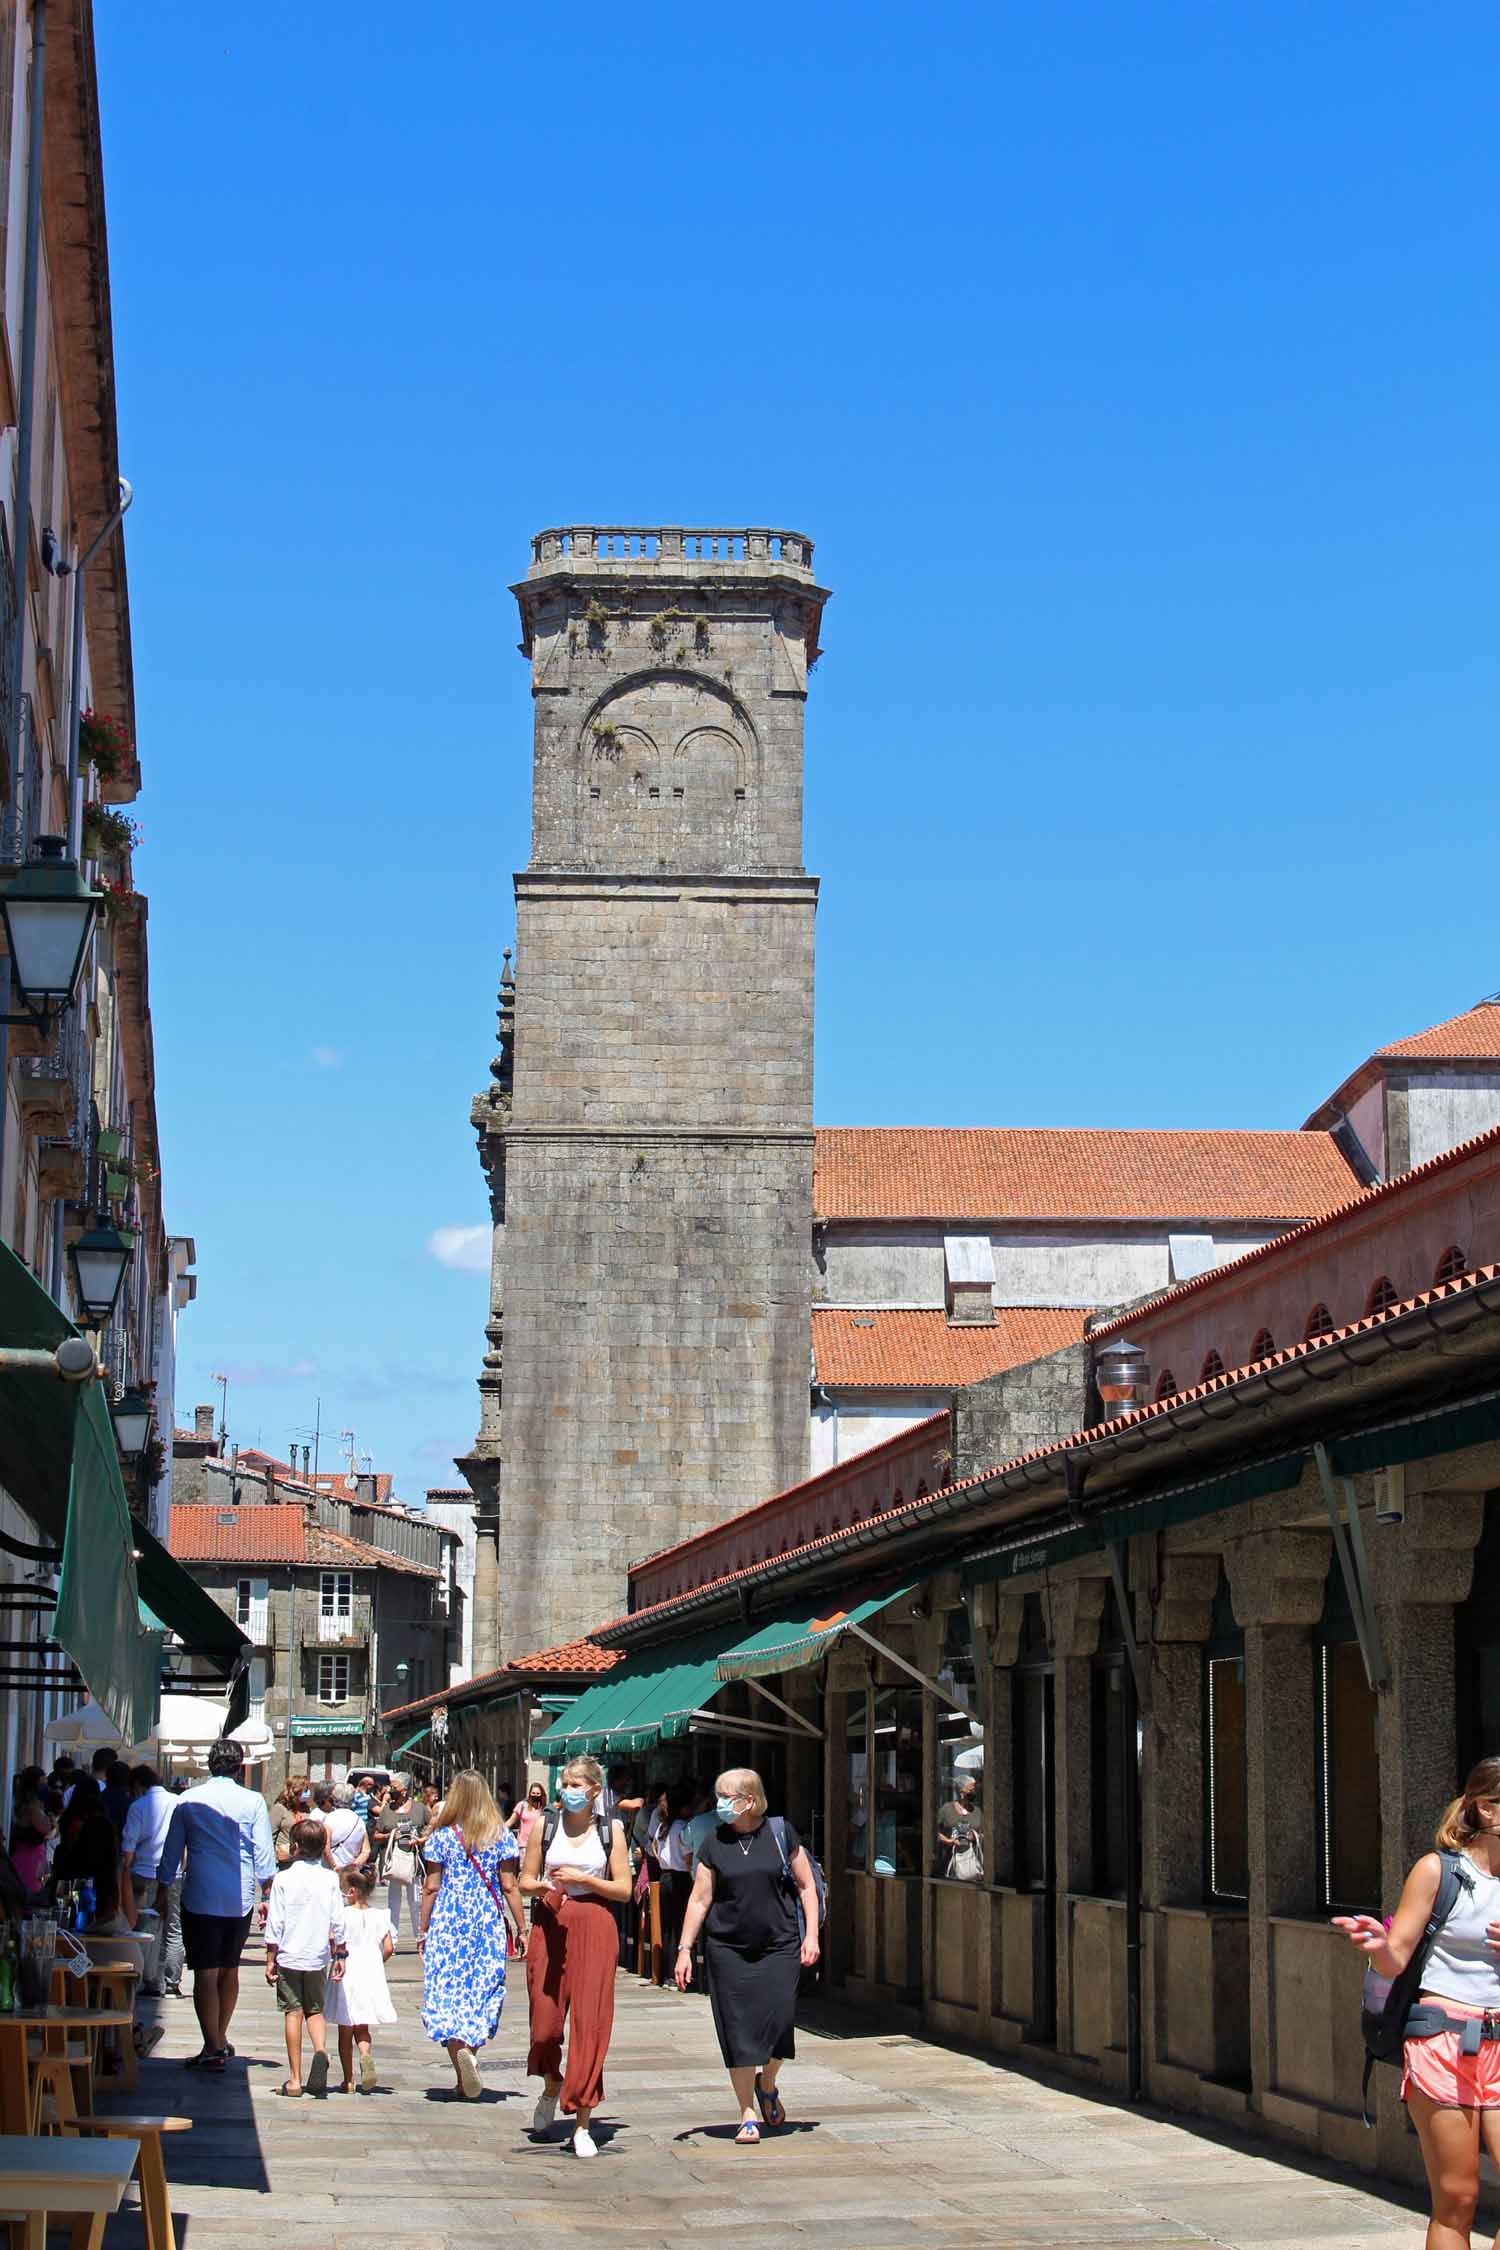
[90,1937,1425,2249]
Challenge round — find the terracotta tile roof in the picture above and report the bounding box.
[1376,1000,1500,1061]
[591,1258,1500,1643]
[1088,1121,1500,1346]
[813,1305,1087,1389]
[380,1637,623,1723]
[812,1127,1358,1223]
[505,1636,624,1675]
[169,1506,439,1578]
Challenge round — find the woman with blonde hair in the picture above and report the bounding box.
[1334,1755,1500,2248]
[676,1767,820,2145]
[520,1753,631,2159]
[418,1768,523,2099]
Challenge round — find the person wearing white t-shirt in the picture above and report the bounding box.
[264,1819,348,2098]
[122,1765,184,1994]
[312,1781,370,1871]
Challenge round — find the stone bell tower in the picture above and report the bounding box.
[465,527,828,1661]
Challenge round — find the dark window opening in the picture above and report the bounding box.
[1249,1328,1276,1361]
[1365,1276,1398,1316]
[1305,1303,1335,1342]
[872,1685,923,1877]
[843,1690,869,1874]
[1155,1369,1178,1402]
[1435,1244,1469,1286]
[1090,1587,1132,1899]
[1316,1570,1382,1912]
[1014,1594,1055,1894]
[1200,1349,1225,1383]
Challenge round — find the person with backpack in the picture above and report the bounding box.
[673,1766,822,2146]
[519,1753,632,2159]
[1334,1754,1500,2245]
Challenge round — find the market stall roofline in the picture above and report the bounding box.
[593,1262,1500,1648]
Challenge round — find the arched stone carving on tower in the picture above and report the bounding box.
[576,670,758,869]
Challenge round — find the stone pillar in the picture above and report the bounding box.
[1049,1574,1109,2056]
[1225,1528,1330,2115]
[1144,1551,1219,1907]
[1370,1489,1484,1889]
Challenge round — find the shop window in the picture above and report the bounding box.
[1200,1349,1225,1383]
[1249,1327,1276,1361]
[1014,1594,1055,1894]
[934,1607,982,1875]
[842,1691,869,1873]
[1155,1369,1177,1402]
[1435,1244,1469,1286]
[871,1685,923,1876]
[1365,1276,1399,1317]
[1090,1586,1133,1899]
[1305,1303,1335,1343]
[1204,1569,1248,1901]
[1317,1572,1382,1911]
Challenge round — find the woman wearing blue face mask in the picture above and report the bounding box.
[675,1766,821,2145]
[519,1755,632,2159]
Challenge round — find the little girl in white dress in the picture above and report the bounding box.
[329,1865,397,2092]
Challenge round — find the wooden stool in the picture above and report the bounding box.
[71,2118,189,2250]
[85,1968,139,2092]
[27,2041,91,2132]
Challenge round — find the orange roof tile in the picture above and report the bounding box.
[169,1506,438,1577]
[812,1305,1088,1388]
[380,1638,623,1723]
[1088,1120,1500,1346]
[812,1128,1357,1223]
[1377,1000,1500,1062]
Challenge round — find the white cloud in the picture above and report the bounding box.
[217,1355,320,1386]
[310,1046,344,1069]
[425,1224,490,1274]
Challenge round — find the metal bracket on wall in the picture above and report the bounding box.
[844,1621,981,1722]
[1314,1440,1390,1690]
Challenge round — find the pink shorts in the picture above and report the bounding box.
[1403,1998,1500,2110]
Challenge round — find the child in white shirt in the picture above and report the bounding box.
[264,1819,347,2097]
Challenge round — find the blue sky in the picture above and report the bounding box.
[91,4,1499,1500]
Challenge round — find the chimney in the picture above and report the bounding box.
[194,1404,215,1443]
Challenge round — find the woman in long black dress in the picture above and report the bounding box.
[675,1766,821,2145]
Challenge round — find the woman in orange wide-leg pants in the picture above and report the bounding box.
[520,1756,632,2159]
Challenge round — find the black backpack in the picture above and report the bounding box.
[1359,1848,1471,2125]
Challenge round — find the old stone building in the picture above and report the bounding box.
[465,527,828,1658]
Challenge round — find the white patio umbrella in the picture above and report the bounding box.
[131,1694,229,1771]
[43,1700,126,1754]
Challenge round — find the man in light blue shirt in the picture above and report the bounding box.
[155,1739,275,2069]
[122,1764,184,1995]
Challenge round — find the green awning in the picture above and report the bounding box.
[533,1631,729,1760]
[714,1584,919,1682]
[393,1724,430,1757]
[133,1516,249,1685]
[0,1242,160,1742]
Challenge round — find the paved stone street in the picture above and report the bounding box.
[85,1936,1430,2249]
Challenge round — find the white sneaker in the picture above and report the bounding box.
[572,2127,598,2159]
[532,2090,559,2134]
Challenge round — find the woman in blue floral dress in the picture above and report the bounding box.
[418,1769,524,2097]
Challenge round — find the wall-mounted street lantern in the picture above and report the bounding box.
[67,1218,135,1328]
[0,836,100,1030]
[110,1385,152,1454]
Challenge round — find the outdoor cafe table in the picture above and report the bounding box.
[0,2131,139,2250]
[0,2007,136,2133]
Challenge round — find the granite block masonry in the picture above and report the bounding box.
[462,529,830,1661]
